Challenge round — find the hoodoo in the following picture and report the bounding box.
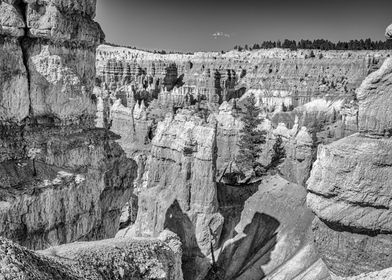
[1,1,392,279]
[306,23,392,279]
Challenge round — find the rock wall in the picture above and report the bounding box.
[0,0,136,251]
[261,119,314,186]
[0,230,183,280]
[307,134,392,277]
[121,110,224,280]
[212,175,330,280]
[96,45,388,111]
[306,25,392,278]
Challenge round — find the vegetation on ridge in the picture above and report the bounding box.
[235,38,392,51]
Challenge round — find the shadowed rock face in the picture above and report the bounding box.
[0,231,183,280]
[210,175,330,280]
[0,0,136,251]
[306,24,392,279]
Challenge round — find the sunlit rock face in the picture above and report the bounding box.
[118,110,223,280]
[0,0,136,251]
[307,24,392,279]
[357,58,392,135]
[307,134,392,277]
[0,230,183,280]
[0,1,29,123]
[385,24,392,39]
[96,45,388,111]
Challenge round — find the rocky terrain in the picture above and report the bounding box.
[0,230,182,280]
[306,27,392,279]
[0,0,182,279]
[1,0,392,279]
[91,32,392,279]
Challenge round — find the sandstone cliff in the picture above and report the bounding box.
[0,230,183,280]
[96,44,388,112]
[0,0,136,251]
[306,25,392,278]
[213,175,330,280]
[118,110,224,280]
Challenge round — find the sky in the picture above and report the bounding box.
[96,0,392,52]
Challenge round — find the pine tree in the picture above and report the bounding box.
[268,135,286,170]
[236,94,266,178]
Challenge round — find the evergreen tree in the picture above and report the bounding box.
[236,95,266,178]
[268,135,286,170]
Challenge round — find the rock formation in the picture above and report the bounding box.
[306,24,392,278]
[96,45,388,111]
[261,119,314,186]
[0,0,136,251]
[0,230,183,280]
[118,110,224,280]
[385,23,392,39]
[213,175,330,280]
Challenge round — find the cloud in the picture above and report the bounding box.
[212,32,231,39]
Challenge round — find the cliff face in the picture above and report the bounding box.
[118,110,224,280]
[260,119,314,186]
[0,0,136,250]
[96,45,387,111]
[306,26,392,278]
[0,230,183,280]
[213,175,330,280]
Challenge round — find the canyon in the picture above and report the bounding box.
[92,28,392,279]
[1,1,392,279]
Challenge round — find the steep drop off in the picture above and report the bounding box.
[0,0,136,250]
[306,25,392,279]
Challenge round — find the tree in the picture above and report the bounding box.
[268,135,286,170]
[236,94,267,179]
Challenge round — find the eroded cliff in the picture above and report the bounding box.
[306,25,392,279]
[0,230,183,280]
[0,0,136,251]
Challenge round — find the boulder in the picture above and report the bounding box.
[0,230,183,280]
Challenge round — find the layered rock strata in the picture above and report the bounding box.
[119,110,224,280]
[0,230,183,280]
[96,44,388,112]
[306,25,392,278]
[212,175,330,280]
[307,134,392,277]
[0,0,136,251]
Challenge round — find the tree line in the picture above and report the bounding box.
[234,38,392,51]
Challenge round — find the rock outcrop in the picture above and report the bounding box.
[357,58,392,135]
[0,230,183,280]
[118,110,224,280]
[306,24,392,278]
[261,119,314,186]
[307,134,392,277]
[96,44,388,112]
[212,175,330,280]
[0,0,136,251]
[386,24,392,39]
